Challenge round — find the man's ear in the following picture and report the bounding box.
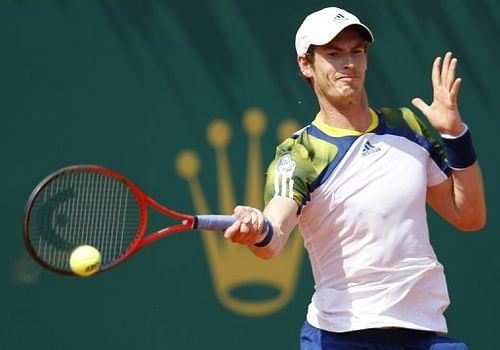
[297,55,313,78]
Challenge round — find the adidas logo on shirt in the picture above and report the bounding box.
[361,140,381,156]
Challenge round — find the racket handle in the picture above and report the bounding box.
[194,215,236,231]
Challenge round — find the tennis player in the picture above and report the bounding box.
[224,6,486,350]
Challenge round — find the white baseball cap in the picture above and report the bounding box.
[295,7,374,55]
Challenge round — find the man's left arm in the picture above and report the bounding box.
[427,162,486,231]
[412,51,487,231]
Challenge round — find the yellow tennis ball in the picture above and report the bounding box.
[69,245,101,276]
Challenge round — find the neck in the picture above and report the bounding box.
[317,90,371,132]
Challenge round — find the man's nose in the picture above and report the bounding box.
[342,55,356,69]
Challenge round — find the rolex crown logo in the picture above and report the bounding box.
[175,108,304,317]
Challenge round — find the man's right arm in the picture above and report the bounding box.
[250,196,299,259]
[223,196,299,260]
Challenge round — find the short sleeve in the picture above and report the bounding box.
[264,138,317,208]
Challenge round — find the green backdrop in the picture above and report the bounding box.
[1,0,499,349]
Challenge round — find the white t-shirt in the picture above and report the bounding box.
[264,107,451,333]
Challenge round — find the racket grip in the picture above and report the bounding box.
[195,215,236,231]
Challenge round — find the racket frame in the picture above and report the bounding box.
[23,165,198,275]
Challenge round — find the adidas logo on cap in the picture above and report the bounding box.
[333,13,348,20]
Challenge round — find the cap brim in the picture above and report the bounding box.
[348,23,374,43]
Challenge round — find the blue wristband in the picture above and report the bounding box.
[254,221,273,247]
[441,125,477,169]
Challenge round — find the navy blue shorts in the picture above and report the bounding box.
[300,321,469,350]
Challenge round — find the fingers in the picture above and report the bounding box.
[434,52,460,90]
[411,97,429,114]
[414,52,463,133]
[450,77,462,102]
[432,56,442,87]
[223,206,266,245]
[441,52,458,91]
[440,52,451,86]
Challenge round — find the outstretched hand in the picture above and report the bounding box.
[411,52,465,136]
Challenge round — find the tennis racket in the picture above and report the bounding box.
[23,165,242,276]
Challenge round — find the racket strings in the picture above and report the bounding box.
[28,171,142,272]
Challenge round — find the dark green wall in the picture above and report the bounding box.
[1,1,499,349]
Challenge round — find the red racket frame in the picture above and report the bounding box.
[23,165,201,274]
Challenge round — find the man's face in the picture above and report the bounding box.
[301,27,368,103]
